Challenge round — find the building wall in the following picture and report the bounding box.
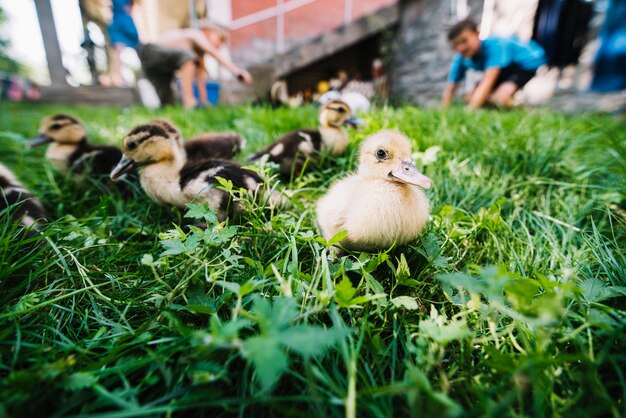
[229,0,396,65]
[390,0,484,105]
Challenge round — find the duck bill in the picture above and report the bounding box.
[344,115,364,129]
[390,161,432,189]
[28,134,53,147]
[110,155,136,181]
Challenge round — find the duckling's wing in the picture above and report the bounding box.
[249,129,321,162]
[69,143,122,177]
[90,145,124,176]
[180,159,262,192]
[185,133,243,160]
[316,175,358,240]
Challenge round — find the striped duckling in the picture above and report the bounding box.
[249,100,362,178]
[0,163,47,230]
[150,118,244,161]
[110,121,279,221]
[29,114,124,179]
[316,130,432,252]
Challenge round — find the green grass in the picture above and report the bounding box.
[1,101,625,417]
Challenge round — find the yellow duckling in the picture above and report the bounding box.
[29,114,124,178]
[316,130,432,252]
[249,100,362,178]
[110,122,278,221]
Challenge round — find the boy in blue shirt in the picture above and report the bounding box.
[441,19,546,109]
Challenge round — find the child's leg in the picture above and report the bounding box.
[488,81,518,108]
[109,44,125,87]
[197,64,210,106]
[179,60,198,109]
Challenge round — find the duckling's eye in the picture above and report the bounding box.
[49,123,62,131]
[127,141,138,151]
[376,149,388,160]
[336,107,346,114]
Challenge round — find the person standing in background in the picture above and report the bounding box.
[107,0,139,86]
[136,20,252,108]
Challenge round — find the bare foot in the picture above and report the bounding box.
[182,97,198,109]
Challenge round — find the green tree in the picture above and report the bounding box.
[0,5,22,74]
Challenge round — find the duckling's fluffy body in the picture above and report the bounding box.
[316,130,432,252]
[140,154,261,213]
[249,100,355,177]
[0,163,47,229]
[150,118,243,161]
[111,121,267,221]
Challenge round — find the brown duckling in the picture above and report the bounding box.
[316,130,432,252]
[110,122,280,221]
[248,100,362,178]
[0,163,47,230]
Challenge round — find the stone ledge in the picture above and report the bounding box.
[39,85,141,106]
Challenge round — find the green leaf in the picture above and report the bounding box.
[215,176,234,191]
[186,286,218,314]
[252,297,297,333]
[395,253,412,284]
[419,306,472,344]
[140,254,154,266]
[185,231,202,252]
[160,240,187,256]
[579,278,626,303]
[328,230,348,246]
[63,372,97,391]
[215,280,240,295]
[315,230,347,247]
[277,325,344,358]
[391,296,419,310]
[209,316,252,343]
[240,279,268,296]
[242,336,288,391]
[334,276,357,307]
[202,226,238,246]
[185,203,212,220]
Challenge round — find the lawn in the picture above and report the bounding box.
[1,101,625,417]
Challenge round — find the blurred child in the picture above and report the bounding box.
[441,18,546,109]
[107,0,139,86]
[137,20,252,108]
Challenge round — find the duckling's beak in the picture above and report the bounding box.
[389,161,432,189]
[344,115,364,129]
[110,155,136,181]
[28,134,53,147]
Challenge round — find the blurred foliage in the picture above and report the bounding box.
[0,5,22,74]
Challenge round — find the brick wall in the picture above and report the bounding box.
[229,0,396,65]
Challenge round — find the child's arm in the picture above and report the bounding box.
[468,67,500,109]
[441,83,459,107]
[189,30,253,84]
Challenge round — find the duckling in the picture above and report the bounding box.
[110,122,277,221]
[29,114,126,181]
[150,118,244,160]
[316,130,432,252]
[0,163,47,230]
[249,100,362,178]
